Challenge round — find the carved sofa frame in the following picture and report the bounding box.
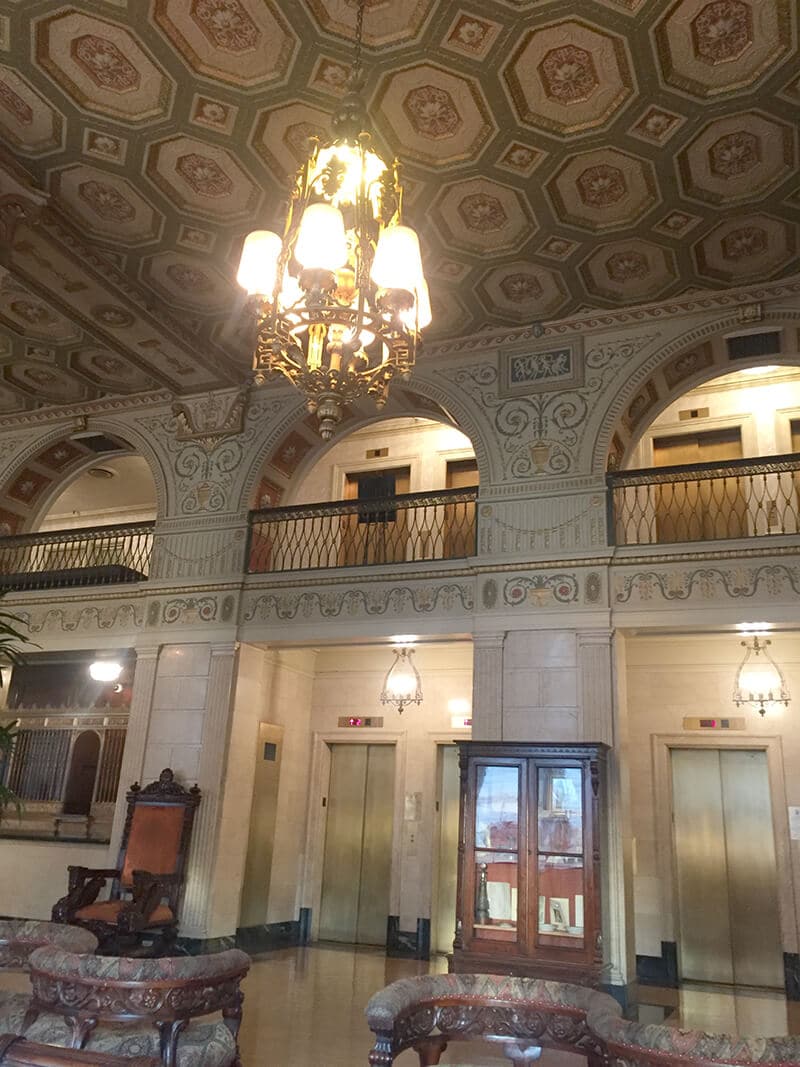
[51,769,200,953]
[0,1035,158,1067]
[23,946,250,1067]
[367,973,800,1067]
[365,974,612,1066]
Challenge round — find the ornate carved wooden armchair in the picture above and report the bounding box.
[51,769,201,954]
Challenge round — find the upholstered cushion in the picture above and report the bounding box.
[121,805,185,888]
[28,947,248,983]
[365,973,610,1030]
[73,901,174,926]
[0,922,97,969]
[0,993,31,1036]
[25,1016,237,1067]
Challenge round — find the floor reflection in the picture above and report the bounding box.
[0,944,797,1065]
[636,981,800,1036]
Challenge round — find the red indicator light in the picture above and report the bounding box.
[699,718,717,728]
[348,716,362,727]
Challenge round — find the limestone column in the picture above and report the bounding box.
[578,629,614,745]
[180,641,239,940]
[579,629,635,996]
[472,632,505,740]
[108,645,161,858]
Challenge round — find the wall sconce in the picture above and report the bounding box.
[380,646,423,714]
[733,636,789,717]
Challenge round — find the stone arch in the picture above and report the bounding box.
[0,419,168,534]
[594,312,800,474]
[242,376,492,511]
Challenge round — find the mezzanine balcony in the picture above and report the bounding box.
[607,453,800,547]
[0,521,154,592]
[247,486,478,574]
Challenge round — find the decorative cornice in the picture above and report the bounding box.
[424,277,800,357]
[0,389,172,427]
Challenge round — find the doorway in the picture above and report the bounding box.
[62,730,100,815]
[239,723,283,929]
[671,748,783,987]
[319,744,395,945]
[432,744,461,954]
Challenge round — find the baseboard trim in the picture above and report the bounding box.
[234,915,309,955]
[636,941,678,988]
[386,916,430,959]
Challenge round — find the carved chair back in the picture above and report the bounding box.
[25,947,250,1067]
[0,924,97,971]
[112,769,200,913]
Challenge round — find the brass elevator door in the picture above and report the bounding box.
[671,748,783,987]
[319,744,395,945]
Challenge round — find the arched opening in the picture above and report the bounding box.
[37,454,156,531]
[608,359,800,546]
[248,408,479,573]
[0,431,158,590]
[62,730,101,816]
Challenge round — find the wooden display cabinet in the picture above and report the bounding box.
[450,741,608,985]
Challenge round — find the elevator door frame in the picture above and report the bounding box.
[300,730,406,943]
[652,734,794,966]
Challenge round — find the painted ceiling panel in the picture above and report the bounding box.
[0,0,797,412]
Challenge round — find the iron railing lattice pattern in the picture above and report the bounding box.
[248,487,478,573]
[0,522,154,591]
[607,453,800,546]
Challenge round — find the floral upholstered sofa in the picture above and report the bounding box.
[366,972,800,1067]
[0,922,98,1043]
[0,921,250,1067]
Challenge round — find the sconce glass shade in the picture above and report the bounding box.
[236,230,281,296]
[89,660,122,683]
[733,636,789,717]
[371,224,425,293]
[380,646,423,714]
[294,203,348,272]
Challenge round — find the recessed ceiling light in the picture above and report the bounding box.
[87,467,115,479]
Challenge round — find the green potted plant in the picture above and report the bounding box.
[0,602,34,816]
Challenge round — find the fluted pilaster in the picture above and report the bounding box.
[179,641,239,938]
[108,645,161,858]
[472,632,505,740]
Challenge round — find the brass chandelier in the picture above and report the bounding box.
[236,0,430,440]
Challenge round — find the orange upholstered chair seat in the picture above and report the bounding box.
[74,901,173,926]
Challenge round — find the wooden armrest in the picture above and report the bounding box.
[66,866,120,889]
[52,868,121,924]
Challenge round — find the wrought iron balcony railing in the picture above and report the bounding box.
[247,487,478,573]
[0,521,154,591]
[607,453,800,546]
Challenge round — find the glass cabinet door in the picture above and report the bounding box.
[472,764,520,942]
[536,766,585,948]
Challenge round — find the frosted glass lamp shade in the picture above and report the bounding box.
[89,660,122,682]
[237,230,281,296]
[294,203,348,272]
[380,647,423,713]
[371,225,424,293]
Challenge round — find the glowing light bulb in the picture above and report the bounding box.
[236,230,281,296]
[371,225,424,293]
[294,203,347,272]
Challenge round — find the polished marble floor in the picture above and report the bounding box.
[236,945,800,1065]
[1,945,798,1065]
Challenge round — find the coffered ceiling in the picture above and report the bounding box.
[0,0,798,413]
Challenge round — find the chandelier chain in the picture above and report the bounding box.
[353,0,366,80]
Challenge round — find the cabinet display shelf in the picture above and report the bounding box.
[450,741,608,985]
